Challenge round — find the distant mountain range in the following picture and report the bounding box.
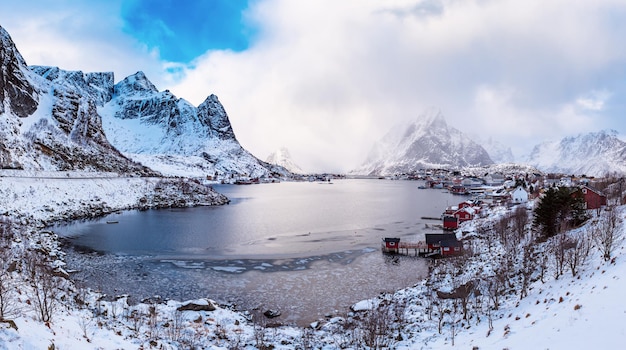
[525,130,626,176]
[0,25,287,179]
[352,108,626,177]
[266,147,305,174]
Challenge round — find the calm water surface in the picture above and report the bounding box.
[57,179,458,325]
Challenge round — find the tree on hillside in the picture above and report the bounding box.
[533,187,587,239]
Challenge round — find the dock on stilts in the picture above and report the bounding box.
[381,235,463,258]
[381,239,431,256]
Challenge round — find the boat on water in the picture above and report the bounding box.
[106,221,119,224]
[234,180,253,185]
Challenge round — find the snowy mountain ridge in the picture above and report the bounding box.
[352,108,494,175]
[525,129,626,176]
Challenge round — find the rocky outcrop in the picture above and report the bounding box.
[177,299,217,312]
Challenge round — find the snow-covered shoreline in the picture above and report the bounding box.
[0,172,229,228]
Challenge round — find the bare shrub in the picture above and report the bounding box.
[77,311,94,341]
[512,205,530,245]
[165,309,185,342]
[550,232,571,280]
[519,244,536,299]
[25,251,63,323]
[565,229,593,277]
[0,249,18,320]
[593,207,624,261]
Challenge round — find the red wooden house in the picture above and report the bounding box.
[383,237,401,252]
[443,215,459,230]
[453,207,476,222]
[425,233,463,256]
[579,186,607,210]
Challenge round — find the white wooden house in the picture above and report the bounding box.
[511,186,529,203]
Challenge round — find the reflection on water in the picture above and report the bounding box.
[56,180,457,326]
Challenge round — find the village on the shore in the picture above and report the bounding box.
[382,168,613,259]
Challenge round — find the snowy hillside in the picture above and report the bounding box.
[526,129,626,176]
[266,147,305,174]
[352,108,493,175]
[463,162,542,177]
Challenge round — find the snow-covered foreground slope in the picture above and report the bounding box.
[422,214,626,349]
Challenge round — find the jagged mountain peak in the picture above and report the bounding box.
[197,94,235,140]
[114,71,159,96]
[1,24,284,178]
[0,25,38,118]
[0,25,28,68]
[416,107,445,125]
[266,147,305,174]
[31,66,114,106]
[101,74,286,178]
[352,109,493,175]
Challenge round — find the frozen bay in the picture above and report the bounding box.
[56,179,459,326]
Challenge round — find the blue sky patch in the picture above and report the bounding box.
[121,0,256,63]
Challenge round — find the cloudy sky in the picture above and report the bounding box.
[2,0,626,172]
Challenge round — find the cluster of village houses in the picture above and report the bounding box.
[426,171,609,230]
[383,170,610,257]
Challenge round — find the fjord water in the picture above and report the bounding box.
[57,179,458,325]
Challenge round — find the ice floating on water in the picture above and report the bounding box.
[161,260,206,269]
[212,266,247,273]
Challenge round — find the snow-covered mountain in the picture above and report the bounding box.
[0,25,153,174]
[525,130,626,176]
[352,109,493,175]
[0,25,286,179]
[99,71,289,178]
[266,147,305,174]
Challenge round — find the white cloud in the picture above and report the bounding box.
[166,0,626,171]
[0,1,170,88]
[576,90,611,111]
